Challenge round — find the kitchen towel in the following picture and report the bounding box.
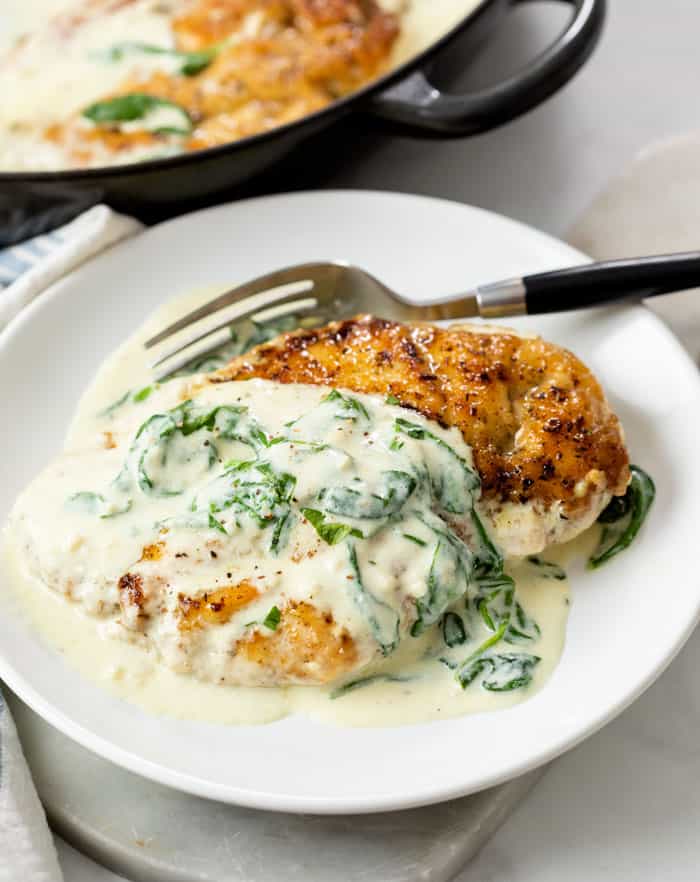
[0,204,142,882]
[0,692,63,882]
[0,204,142,329]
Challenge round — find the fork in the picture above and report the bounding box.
[145,252,700,380]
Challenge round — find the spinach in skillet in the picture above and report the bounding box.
[83,94,192,135]
[96,41,220,76]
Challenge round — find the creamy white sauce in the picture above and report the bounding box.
[388,0,482,68]
[2,288,578,726]
[3,536,578,726]
[10,376,498,682]
[0,0,483,171]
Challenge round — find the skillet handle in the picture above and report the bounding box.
[367,0,605,136]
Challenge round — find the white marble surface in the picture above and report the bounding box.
[56,0,700,878]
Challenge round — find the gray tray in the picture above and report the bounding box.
[9,692,544,882]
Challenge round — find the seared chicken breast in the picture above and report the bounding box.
[8,316,629,689]
[214,315,630,555]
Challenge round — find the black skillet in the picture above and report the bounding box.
[0,0,605,245]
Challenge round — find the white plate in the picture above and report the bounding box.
[1,191,698,814]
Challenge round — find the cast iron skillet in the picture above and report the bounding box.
[0,0,605,245]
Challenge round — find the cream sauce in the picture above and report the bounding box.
[0,0,483,171]
[2,289,579,726]
[4,536,580,726]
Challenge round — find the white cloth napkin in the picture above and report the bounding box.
[0,204,143,882]
[0,694,63,882]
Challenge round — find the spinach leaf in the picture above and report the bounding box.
[96,41,219,75]
[116,412,182,496]
[270,437,329,453]
[66,491,132,519]
[67,491,105,514]
[476,575,515,632]
[178,49,218,76]
[454,621,508,687]
[208,512,227,534]
[409,509,500,636]
[119,401,275,498]
[99,389,130,417]
[132,385,154,403]
[302,508,363,545]
[212,405,270,448]
[347,544,399,655]
[403,533,427,547]
[270,511,293,554]
[173,401,245,437]
[441,611,467,647]
[172,456,296,551]
[470,509,504,577]
[589,465,655,569]
[394,417,480,513]
[263,605,281,631]
[99,384,159,416]
[505,602,541,645]
[526,556,566,580]
[330,673,413,699]
[102,499,133,518]
[322,389,370,421]
[412,536,469,636]
[83,94,192,134]
[198,460,296,530]
[458,652,540,692]
[318,470,416,520]
[597,491,633,524]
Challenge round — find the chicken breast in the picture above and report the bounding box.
[213,315,630,556]
[8,316,629,689]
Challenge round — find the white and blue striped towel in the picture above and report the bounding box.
[0,204,142,328]
[0,205,142,882]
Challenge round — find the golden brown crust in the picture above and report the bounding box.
[178,580,260,631]
[237,600,358,682]
[213,315,630,521]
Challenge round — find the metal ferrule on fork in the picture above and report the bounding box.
[475,278,527,319]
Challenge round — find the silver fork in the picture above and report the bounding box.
[145,252,700,380]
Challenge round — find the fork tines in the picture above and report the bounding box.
[145,270,325,380]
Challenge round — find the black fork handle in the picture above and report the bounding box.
[523,251,700,314]
[475,251,700,318]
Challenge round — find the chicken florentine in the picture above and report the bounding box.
[8,318,629,688]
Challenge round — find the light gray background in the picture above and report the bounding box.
[57,1,700,878]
